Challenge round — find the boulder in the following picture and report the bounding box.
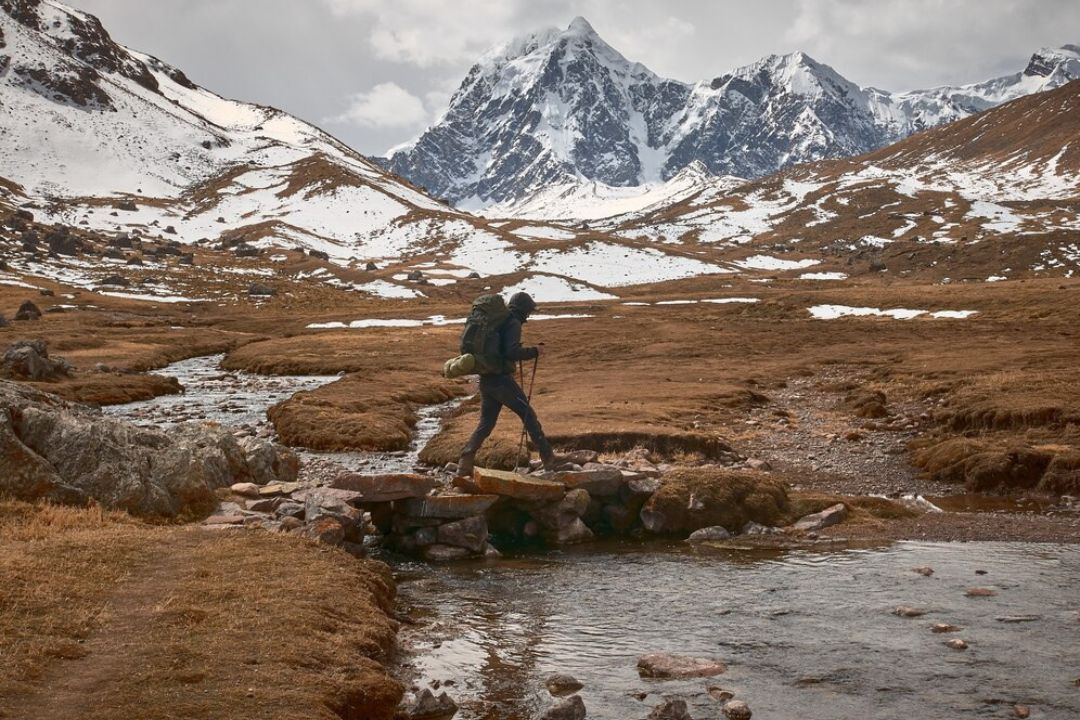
[790,503,848,532]
[238,436,298,485]
[1,340,72,381]
[331,472,437,501]
[14,300,42,321]
[545,673,584,696]
[546,516,594,545]
[467,467,565,502]
[648,698,692,720]
[637,653,727,679]
[688,526,732,543]
[436,516,488,553]
[541,695,586,720]
[399,494,498,520]
[0,380,298,518]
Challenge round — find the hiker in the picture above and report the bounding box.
[458,292,556,476]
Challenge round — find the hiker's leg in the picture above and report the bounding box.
[461,382,503,455]
[492,375,553,459]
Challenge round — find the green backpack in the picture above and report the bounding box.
[445,294,509,377]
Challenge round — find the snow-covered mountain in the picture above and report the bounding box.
[381,18,1080,208]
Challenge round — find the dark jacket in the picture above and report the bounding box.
[495,311,537,374]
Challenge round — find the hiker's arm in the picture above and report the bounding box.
[503,320,539,361]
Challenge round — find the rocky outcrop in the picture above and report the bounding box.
[0,380,298,518]
[1,339,73,381]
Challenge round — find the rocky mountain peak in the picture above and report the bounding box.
[1024,44,1080,78]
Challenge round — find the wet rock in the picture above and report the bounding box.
[688,526,732,543]
[468,468,565,502]
[944,638,969,650]
[331,472,436,501]
[647,697,692,720]
[790,503,848,532]
[229,482,260,498]
[247,282,276,297]
[436,516,488,553]
[893,606,927,618]
[740,521,782,536]
[965,587,996,597]
[912,566,934,576]
[541,694,586,720]
[407,688,458,719]
[547,516,594,545]
[423,544,471,562]
[483,543,501,558]
[1013,705,1031,719]
[365,262,379,271]
[996,615,1041,623]
[637,653,726,679]
[602,504,636,532]
[722,700,752,720]
[14,300,42,321]
[400,494,498,519]
[708,686,735,702]
[1,340,72,381]
[545,673,584,696]
[930,623,960,633]
[100,274,130,287]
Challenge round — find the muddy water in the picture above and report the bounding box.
[396,540,1080,720]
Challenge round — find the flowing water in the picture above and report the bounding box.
[105,355,1080,719]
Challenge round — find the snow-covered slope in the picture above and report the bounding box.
[382,18,1079,208]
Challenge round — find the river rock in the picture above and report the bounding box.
[647,697,692,720]
[965,587,996,597]
[790,503,848,532]
[930,623,960,633]
[944,638,969,650]
[408,688,458,719]
[400,494,498,519]
[331,472,437,501]
[469,468,565,502]
[708,686,735,702]
[723,700,752,720]
[1014,704,1031,719]
[545,673,584,696]
[436,515,488,553]
[688,526,732,543]
[541,694,586,720]
[423,544,471,562]
[0,380,297,517]
[740,521,782,536]
[893,606,927,618]
[1,340,72,381]
[912,566,934,576]
[638,653,726,679]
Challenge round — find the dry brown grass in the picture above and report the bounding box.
[0,501,402,720]
[642,467,790,533]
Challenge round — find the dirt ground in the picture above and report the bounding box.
[0,501,402,720]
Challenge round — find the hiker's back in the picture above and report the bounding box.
[459,294,510,375]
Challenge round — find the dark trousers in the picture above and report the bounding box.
[461,373,552,458]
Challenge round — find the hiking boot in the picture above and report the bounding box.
[457,452,475,477]
[540,450,560,472]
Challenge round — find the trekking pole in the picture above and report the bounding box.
[515,356,540,472]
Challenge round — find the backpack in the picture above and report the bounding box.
[448,294,509,377]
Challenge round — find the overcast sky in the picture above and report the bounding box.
[66,0,1079,155]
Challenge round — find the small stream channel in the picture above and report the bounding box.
[107,355,1080,720]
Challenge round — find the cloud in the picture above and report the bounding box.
[325,82,428,128]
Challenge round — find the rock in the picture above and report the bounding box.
[602,504,636,532]
[548,466,623,497]
[912,566,934,576]
[723,700,752,720]
[100,274,130,287]
[483,543,501,558]
[944,638,969,650]
[790,503,848,532]
[331,472,437,501]
[1014,705,1031,719]
[996,615,1041,623]
[278,516,303,532]
[202,514,245,526]
[637,653,726,679]
[893,607,927,618]
[248,282,276,296]
[0,381,301,517]
[965,587,996,597]
[14,300,42,321]
[687,526,732,543]
[400,494,499,519]
[365,262,378,271]
[647,697,692,720]
[541,694,586,720]
[248,497,281,513]
[745,458,771,471]
[436,516,488,553]
[740,521,782,536]
[562,449,599,465]
[707,686,735,702]
[547,516,594,545]
[304,517,345,546]
[0,315,7,328]
[468,468,565,502]
[407,270,425,281]
[408,688,458,719]
[545,673,584,696]
[238,436,299,485]
[423,544,471,562]
[930,623,960,633]
[179,252,195,265]
[1,340,72,381]
[229,482,261,498]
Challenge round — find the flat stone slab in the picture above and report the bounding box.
[543,466,623,497]
[292,487,365,507]
[637,653,727,679]
[399,494,499,519]
[331,472,437,502]
[469,467,566,502]
[791,503,848,532]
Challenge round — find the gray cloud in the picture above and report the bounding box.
[65,0,1080,154]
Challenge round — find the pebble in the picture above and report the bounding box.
[1014,705,1031,719]
[893,606,928,618]
[995,615,1041,623]
[965,587,996,597]
[545,673,584,696]
[912,566,934,576]
[708,686,735,702]
[930,623,961,633]
[944,639,969,650]
[723,700,753,720]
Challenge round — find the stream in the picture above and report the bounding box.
[106,355,1080,720]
